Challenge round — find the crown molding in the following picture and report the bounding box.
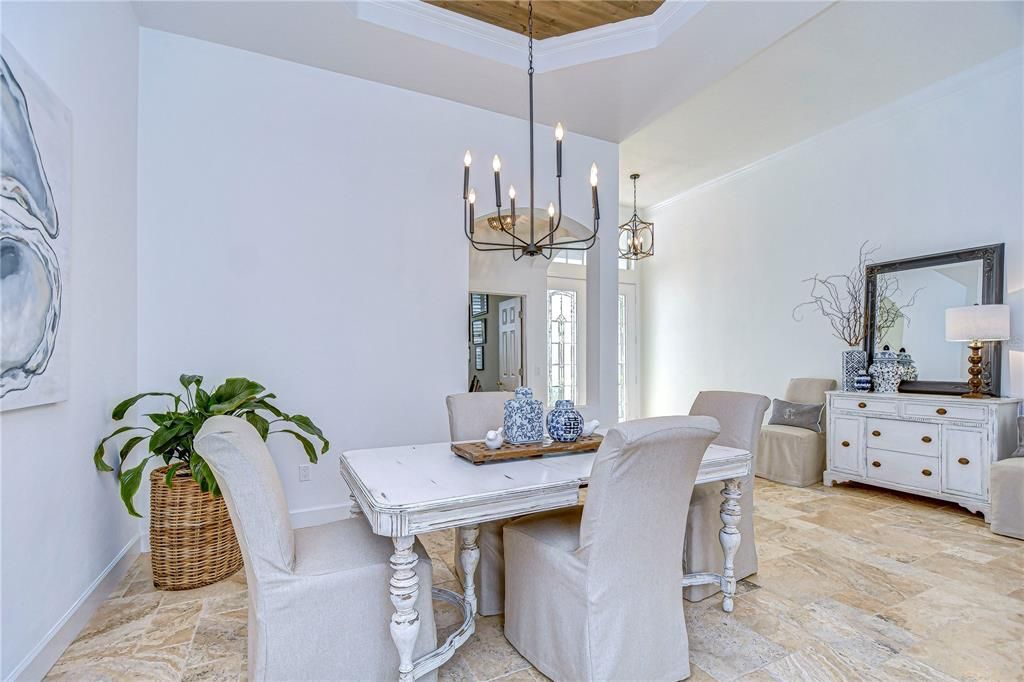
[352,0,706,72]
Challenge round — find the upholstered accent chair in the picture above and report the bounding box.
[990,416,1024,540]
[756,378,837,487]
[503,417,720,682]
[194,416,437,682]
[684,391,770,602]
[445,392,514,616]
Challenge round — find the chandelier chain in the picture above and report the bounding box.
[527,1,534,75]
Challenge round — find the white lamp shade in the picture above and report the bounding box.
[945,304,1011,342]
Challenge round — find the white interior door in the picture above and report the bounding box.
[498,297,522,391]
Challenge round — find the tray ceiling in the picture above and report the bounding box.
[423,1,665,40]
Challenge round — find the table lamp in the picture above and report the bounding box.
[945,304,1010,398]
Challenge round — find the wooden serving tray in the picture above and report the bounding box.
[451,435,603,465]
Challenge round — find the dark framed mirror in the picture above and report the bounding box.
[864,243,1004,396]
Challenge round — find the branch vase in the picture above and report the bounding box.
[842,348,868,392]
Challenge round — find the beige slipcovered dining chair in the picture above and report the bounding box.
[756,378,837,487]
[445,392,514,616]
[684,391,770,602]
[503,416,720,682]
[194,416,437,682]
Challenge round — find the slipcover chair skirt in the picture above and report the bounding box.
[684,391,770,601]
[445,392,514,616]
[195,416,437,682]
[503,416,720,682]
[756,378,836,487]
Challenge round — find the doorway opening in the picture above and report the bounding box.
[468,292,525,393]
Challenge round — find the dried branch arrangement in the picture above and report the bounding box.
[792,242,920,347]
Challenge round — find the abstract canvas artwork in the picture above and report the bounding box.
[1,41,71,411]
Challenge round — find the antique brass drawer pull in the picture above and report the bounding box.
[871,461,881,468]
[841,440,850,448]
[858,402,867,408]
[872,430,881,437]
[936,408,947,416]
[922,469,932,477]
[921,436,932,443]
[958,457,970,465]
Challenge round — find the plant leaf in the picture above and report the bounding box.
[194,388,211,411]
[149,423,184,453]
[112,392,176,420]
[93,426,143,472]
[279,429,318,463]
[287,414,329,453]
[164,462,184,487]
[119,457,152,517]
[119,435,148,465]
[179,374,203,390]
[209,378,265,414]
[243,411,270,440]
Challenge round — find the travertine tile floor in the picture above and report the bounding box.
[47,479,1023,681]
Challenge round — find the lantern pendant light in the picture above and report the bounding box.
[618,173,654,261]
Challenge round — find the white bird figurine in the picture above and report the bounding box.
[485,428,504,450]
[581,419,600,437]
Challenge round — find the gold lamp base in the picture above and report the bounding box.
[961,341,990,399]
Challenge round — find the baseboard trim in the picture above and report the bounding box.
[6,535,141,682]
[290,502,351,529]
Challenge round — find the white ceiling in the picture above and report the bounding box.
[621,1,1024,208]
[131,1,1021,210]
[131,0,829,143]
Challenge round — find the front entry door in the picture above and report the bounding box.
[498,297,522,391]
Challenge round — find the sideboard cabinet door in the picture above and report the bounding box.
[831,416,864,475]
[942,426,987,498]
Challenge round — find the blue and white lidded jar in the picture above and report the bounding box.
[504,387,545,444]
[868,346,904,394]
[546,400,583,442]
[897,348,919,382]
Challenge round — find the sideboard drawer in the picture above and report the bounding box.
[866,449,940,492]
[833,397,898,416]
[942,427,987,498]
[866,418,939,456]
[904,402,987,423]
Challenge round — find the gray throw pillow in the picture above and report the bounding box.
[768,399,825,433]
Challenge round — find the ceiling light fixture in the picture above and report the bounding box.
[618,173,654,260]
[462,0,600,261]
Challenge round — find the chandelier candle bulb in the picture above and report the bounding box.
[548,202,555,232]
[463,150,471,199]
[468,188,476,232]
[492,155,502,207]
[555,122,564,177]
[509,185,516,223]
[590,163,599,220]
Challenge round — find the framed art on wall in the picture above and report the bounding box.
[474,346,485,371]
[472,319,486,345]
[471,293,488,317]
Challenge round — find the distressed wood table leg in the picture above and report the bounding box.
[458,525,481,616]
[719,477,742,613]
[350,492,363,517]
[389,536,420,682]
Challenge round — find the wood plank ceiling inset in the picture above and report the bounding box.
[423,1,665,40]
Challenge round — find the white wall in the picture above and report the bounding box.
[640,51,1024,415]
[0,3,140,678]
[137,30,619,524]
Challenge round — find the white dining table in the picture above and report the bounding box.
[339,440,752,682]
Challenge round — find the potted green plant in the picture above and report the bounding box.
[93,374,328,590]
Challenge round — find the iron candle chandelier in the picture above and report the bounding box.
[618,173,654,260]
[462,0,600,261]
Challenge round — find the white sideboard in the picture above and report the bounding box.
[824,391,1022,519]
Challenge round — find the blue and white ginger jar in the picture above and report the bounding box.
[868,346,904,394]
[504,387,544,444]
[897,348,919,382]
[547,399,583,442]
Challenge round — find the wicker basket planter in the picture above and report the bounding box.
[149,465,243,591]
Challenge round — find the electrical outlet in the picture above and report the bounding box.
[298,464,311,482]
